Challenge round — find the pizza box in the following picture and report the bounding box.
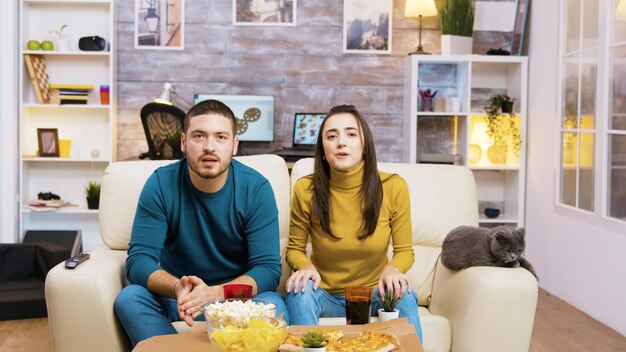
[133,318,423,352]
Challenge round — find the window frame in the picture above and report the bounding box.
[556,0,626,231]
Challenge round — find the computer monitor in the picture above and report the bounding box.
[293,113,325,147]
[193,94,274,142]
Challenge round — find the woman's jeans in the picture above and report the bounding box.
[285,280,423,343]
[114,284,289,347]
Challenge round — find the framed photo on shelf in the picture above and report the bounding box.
[135,0,185,50]
[233,0,296,26]
[37,128,60,157]
[510,0,530,56]
[343,0,392,54]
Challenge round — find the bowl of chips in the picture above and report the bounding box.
[207,316,288,352]
[203,298,277,328]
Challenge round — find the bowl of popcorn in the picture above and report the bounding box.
[203,298,277,328]
[207,316,287,352]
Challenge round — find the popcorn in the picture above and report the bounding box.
[204,299,276,328]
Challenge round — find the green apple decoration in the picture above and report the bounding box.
[27,40,41,50]
[41,40,54,51]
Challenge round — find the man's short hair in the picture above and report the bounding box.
[184,99,237,134]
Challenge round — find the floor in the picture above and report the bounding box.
[0,289,625,351]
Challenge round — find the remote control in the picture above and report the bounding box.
[65,253,90,269]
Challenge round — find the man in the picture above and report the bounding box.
[114,99,287,347]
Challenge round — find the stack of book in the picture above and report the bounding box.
[50,83,94,105]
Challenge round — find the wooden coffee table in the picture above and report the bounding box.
[133,318,423,352]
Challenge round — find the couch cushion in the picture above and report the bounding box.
[99,155,290,250]
[290,159,478,247]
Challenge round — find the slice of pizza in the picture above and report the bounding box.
[327,330,399,352]
[315,328,344,342]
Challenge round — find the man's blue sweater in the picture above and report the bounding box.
[125,158,281,293]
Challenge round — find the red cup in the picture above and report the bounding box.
[223,284,252,299]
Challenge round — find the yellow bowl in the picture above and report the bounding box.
[207,316,287,352]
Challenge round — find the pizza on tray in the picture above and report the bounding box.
[279,329,399,352]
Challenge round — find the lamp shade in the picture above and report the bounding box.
[404,0,438,18]
[154,82,173,105]
[617,0,626,21]
[471,122,493,145]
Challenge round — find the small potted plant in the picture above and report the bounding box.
[85,181,101,210]
[301,330,327,352]
[49,24,69,51]
[438,0,475,54]
[483,94,522,160]
[376,290,400,321]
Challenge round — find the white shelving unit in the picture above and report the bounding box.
[18,0,116,250]
[403,55,528,227]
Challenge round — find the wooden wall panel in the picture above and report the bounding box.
[116,0,444,162]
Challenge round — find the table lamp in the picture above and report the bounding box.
[404,0,438,55]
[154,82,173,105]
[471,121,493,165]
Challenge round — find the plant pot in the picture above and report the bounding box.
[377,308,399,322]
[302,347,326,352]
[501,101,514,114]
[86,197,99,210]
[440,35,473,55]
[57,38,71,51]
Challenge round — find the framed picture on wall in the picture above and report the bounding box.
[37,128,59,157]
[135,0,185,50]
[510,0,530,56]
[233,0,296,26]
[343,0,392,54]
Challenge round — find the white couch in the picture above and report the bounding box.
[45,155,538,352]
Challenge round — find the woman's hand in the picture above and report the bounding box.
[285,264,321,293]
[177,275,221,326]
[378,265,411,299]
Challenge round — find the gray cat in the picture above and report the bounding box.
[441,225,538,279]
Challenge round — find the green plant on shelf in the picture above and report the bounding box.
[484,94,522,158]
[438,0,475,37]
[85,181,101,200]
[49,24,68,40]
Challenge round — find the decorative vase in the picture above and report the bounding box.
[57,38,71,51]
[86,197,99,210]
[302,347,326,352]
[440,35,473,55]
[377,309,400,322]
[487,145,507,164]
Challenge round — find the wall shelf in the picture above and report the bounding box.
[18,0,115,251]
[403,55,528,227]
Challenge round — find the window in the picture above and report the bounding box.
[608,0,626,219]
[558,0,626,223]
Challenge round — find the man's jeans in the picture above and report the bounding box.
[285,280,423,343]
[114,284,289,347]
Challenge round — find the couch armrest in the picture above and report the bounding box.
[45,249,130,352]
[429,261,538,352]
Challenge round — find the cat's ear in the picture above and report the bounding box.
[518,227,526,237]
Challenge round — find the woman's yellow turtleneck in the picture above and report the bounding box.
[285,161,414,295]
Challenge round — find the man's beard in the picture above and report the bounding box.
[188,153,230,179]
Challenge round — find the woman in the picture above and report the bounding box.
[284,105,423,341]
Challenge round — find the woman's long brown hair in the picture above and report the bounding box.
[311,105,382,240]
